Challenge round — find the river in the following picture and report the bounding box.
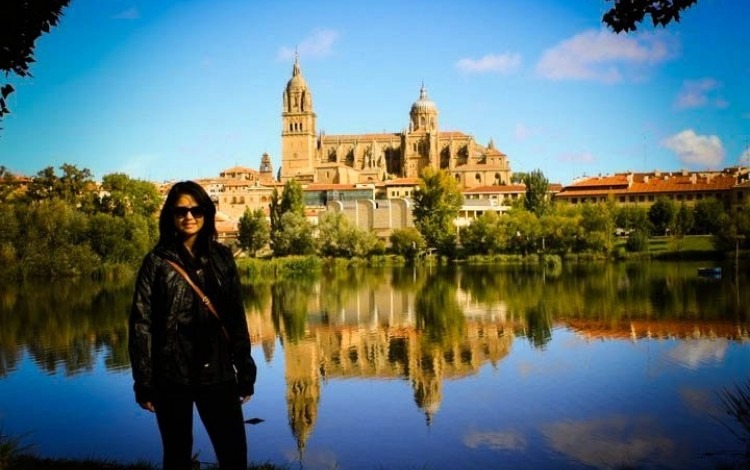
[0,260,748,469]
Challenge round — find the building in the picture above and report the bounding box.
[554,167,750,211]
[279,54,513,189]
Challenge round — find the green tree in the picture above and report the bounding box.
[579,203,616,253]
[280,179,305,216]
[504,209,542,254]
[625,229,649,252]
[270,180,310,256]
[237,207,270,257]
[1,0,72,122]
[0,166,19,202]
[713,210,750,252]
[693,198,726,234]
[648,197,677,235]
[97,173,161,217]
[460,212,506,255]
[540,207,581,254]
[389,227,426,260]
[26,166,60,201]
[318,211,381,258]
[603,0,698,33]
[615,205,651,233]
[522,169,551,216]
[87,213,154,264]
[15,199,99,277]
[26,164,97,209]
[674,203,694,236]
[412,167,463,258]
[273,212,315,257]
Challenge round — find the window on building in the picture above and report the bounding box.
[619,197,625,202]
[648,195,654,202]
[629,196,635,202]
[638,195,645,202]
[738,191,744,201]
[676,194,683,201]
[687,194,693,201]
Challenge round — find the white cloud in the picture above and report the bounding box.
[667,339,727,370]
[661,129,725,167]
[463,430,527,451]
[558,152,596,164]
[277,29,339,61]
[739,148,750,165]
[513,123,534,141]
[112,7,139,20]
[455,53,521,74]
[675,79,728,109]
[536,29,675,83]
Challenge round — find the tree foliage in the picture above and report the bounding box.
[460,212,507,255]
[97,173,161,217]
[522,169,550,216]
[389,227,426,260]
[602,0,698,33]
[237,207,270,256]
[270,180,310,256]
[0,0,72,121]
[648,197,677,235]
[0,163,160,278]
[412,167,463,257]
[693,198,725,234]
[317,211,382,258]
[272,212,315,257]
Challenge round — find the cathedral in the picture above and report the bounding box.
[280,55,513,189]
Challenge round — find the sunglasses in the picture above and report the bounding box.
[173,206,205,219]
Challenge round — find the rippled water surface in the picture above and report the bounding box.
[0,261,748,469]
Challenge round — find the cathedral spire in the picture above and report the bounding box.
[292,47,301,77]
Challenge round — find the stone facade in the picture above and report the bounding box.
[280,55,513,189]
[326,198,414,239]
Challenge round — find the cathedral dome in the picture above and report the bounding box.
[410,84,437,114]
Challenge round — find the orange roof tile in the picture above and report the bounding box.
[382,178,421,186]
[464,185,526,193]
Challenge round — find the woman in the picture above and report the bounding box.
[129,181,256,470]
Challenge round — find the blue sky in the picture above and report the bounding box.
[1,0,748,186]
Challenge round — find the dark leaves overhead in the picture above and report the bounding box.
[602,0,698,33]
[0,0,72,121]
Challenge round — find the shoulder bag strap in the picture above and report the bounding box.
[165,259,230,342]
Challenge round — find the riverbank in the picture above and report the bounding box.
[5,455,284,470]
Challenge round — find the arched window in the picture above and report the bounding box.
[475,173,482,182]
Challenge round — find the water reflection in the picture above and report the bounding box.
[1,261,748,468]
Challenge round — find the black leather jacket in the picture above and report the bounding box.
[128,241,256,403]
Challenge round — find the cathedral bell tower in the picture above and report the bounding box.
[404,83,439,177]
[280,53,317,182]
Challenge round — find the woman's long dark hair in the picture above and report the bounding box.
[158,181,217,254]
